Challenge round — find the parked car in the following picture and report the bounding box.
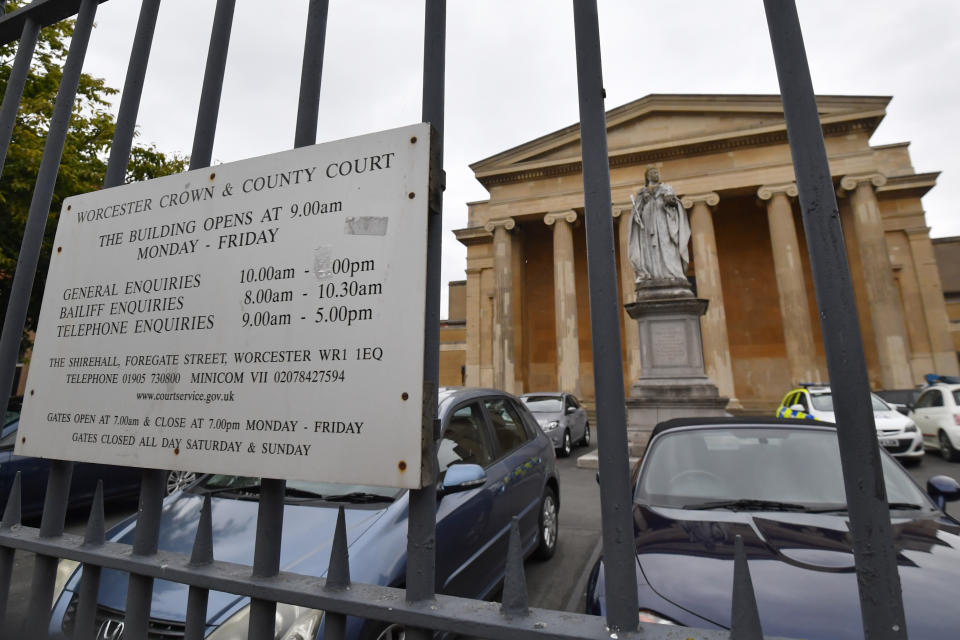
[909,381,960,461]
[776,384,923,461]
[586,417,960,638]
[0,414,142,520]
[520,392,590,457]
[48,387,560,640]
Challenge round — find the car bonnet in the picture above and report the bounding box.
[76,491,392,624]
[633,504,960,639]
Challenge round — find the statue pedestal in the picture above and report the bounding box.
[625,292,729,456]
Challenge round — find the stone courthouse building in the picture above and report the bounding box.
[444,94,959,410]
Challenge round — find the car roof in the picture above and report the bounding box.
[925,383,960,391]
[438,386,519,406]
[520,392,563,398]
[651,416,831,440]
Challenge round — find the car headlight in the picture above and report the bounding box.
[638,609,679,625]
[207,602,323,640]
[544,420,559,431]
[53,559,80,606]
[904,423,918,433]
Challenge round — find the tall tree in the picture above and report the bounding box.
[0,5,188,349]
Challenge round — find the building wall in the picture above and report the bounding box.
[933,237,960,358]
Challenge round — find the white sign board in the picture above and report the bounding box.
[17,124,430,488]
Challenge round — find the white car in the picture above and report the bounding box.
[910,382,960,461]
[777,385,924,462]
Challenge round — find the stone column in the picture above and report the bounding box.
[681,192,739,407]
[906,227,960,376]
[758,183,820,385]
[839,174,914,389]
[545,211,581,396]
[484,217,517,393]
[464,267,482,386]
[613,205,642,384]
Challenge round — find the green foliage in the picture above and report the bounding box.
[0,5,189,347]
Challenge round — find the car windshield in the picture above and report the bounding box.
[809,393,889,413]
[637,427,930,510]
[521,396,562,412]
[197,475,402,502]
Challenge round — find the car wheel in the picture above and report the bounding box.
[939,431,958,462]
[532,486,558,561]
[579,422,591,447]
[559,430,572,457]
[165,470,197,495]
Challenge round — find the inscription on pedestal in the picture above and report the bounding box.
[651,322,688,366]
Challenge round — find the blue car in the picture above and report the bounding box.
[48,387,560,639]
[0,414,142,520]
[586,417,960,638]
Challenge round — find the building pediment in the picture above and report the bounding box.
[471,94,890,189]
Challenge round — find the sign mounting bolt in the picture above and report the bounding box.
[401,392,409,401]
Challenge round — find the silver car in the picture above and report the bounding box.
[520,392,590,457]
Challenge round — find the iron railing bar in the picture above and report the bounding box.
[406,4,444,640]
[248,478,286,639]
[184,495,214,640]
[0,471,21,633]
[24,460,74,635]
[570,0,639,632]
[294,0,329,149]
[0,0,110,46]
[0,16,39,177]
[189,0,236,170]
[123,468,165,639]
[0,0,96,420]
[762,2,907,639]
[246,1,333,636]
[0,1,98,632]
[103,0,162,188]
[0,526,792,640]
[323,506,350,640]
[73,481,106,640]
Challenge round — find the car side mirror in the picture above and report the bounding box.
[565,406,576,415]
[905,403,915,412]
[440,464,486,497]
[895,405,910,416]
[790,404,805,412]
[927,475,960,510]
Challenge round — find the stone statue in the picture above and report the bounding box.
[627,167,691,286]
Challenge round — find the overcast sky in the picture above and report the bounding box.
[79,0,960,317]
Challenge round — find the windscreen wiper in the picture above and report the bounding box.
[887,502,925,510]
[283,487,327,501]
[683,498,810,512]
[322,492,394,504]
[199,483,262,497]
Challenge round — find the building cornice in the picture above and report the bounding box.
[453,226,492,246]
[476,116,882,189]
[875,172,939,198]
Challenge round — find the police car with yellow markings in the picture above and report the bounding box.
[777,384,924,462]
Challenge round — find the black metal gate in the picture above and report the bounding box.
[0,1,910,639]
